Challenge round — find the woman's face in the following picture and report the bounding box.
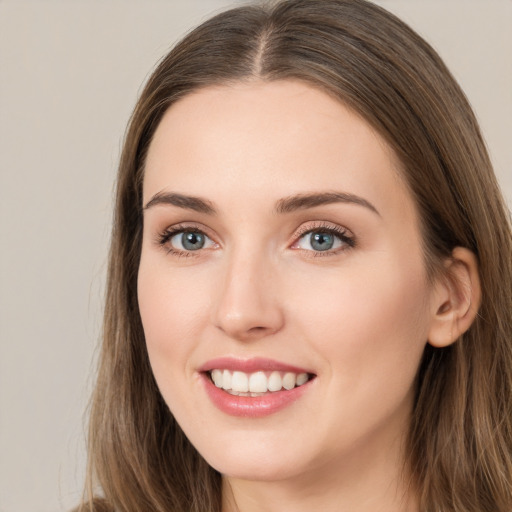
[138,80,439,484]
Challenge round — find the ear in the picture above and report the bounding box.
[427,247,481,348]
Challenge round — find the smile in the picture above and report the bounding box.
[199,358,316,417]
[209,369,310,395]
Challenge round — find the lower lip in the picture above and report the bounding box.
[201,373,313,418]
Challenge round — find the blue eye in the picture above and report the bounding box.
[294,228,353,253]
[160,228,216,253]
[309,232,336,251]
[172,231,206,251]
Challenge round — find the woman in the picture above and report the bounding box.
[77,0,512,511]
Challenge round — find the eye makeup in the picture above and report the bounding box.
[154,219,356,259]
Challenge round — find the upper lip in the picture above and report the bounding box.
[198,357,313,375]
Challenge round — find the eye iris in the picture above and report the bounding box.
[182,232,205,250]
[310,232,334,251]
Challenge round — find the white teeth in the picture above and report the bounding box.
[222,369,232,390]
[209,369,311,393]
[249,371,267,393]
[231,371,249,392]
[268,371,282,392]
[296,373,308,386]
[282,372,296,390]
[211,369,223,387]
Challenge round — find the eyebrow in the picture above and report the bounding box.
[275,192,380,216]
[144,192,216,214]
[143,190,379,217]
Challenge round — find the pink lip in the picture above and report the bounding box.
[198,356,312,374]
[198,357,315,418]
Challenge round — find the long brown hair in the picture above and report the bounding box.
[77,1,512,510]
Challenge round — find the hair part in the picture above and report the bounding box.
[77,1,512,511]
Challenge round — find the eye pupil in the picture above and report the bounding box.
[311,232,334,251]
[182,232,205,250]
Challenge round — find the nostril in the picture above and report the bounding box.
[245,325,277,338]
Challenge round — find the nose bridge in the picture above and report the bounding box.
[212,241,284,340]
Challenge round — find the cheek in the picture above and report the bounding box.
[287,256,431,452]
[137,258,211,386]
[294,253,431,387]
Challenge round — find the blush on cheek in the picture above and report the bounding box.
[299,256,430,368]
[138,264,210,386]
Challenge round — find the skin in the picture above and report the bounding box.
[138,80,466,512]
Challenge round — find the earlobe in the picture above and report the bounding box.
[427,247,481,348]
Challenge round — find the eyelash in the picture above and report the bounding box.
[156,222,356,258]
[157,223,213,257]
[292,223,356,257]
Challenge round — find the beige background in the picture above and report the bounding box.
[0,1,510,511]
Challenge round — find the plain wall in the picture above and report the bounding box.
[0,1,510,511]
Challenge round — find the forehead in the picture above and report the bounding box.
[143,80,414,220]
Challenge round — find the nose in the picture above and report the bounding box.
[212,249,285,341]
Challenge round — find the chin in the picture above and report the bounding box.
[193,432,311,482]
[209,456,298,482]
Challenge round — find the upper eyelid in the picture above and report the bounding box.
[161,222,216,238]
[292,220,353,238]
